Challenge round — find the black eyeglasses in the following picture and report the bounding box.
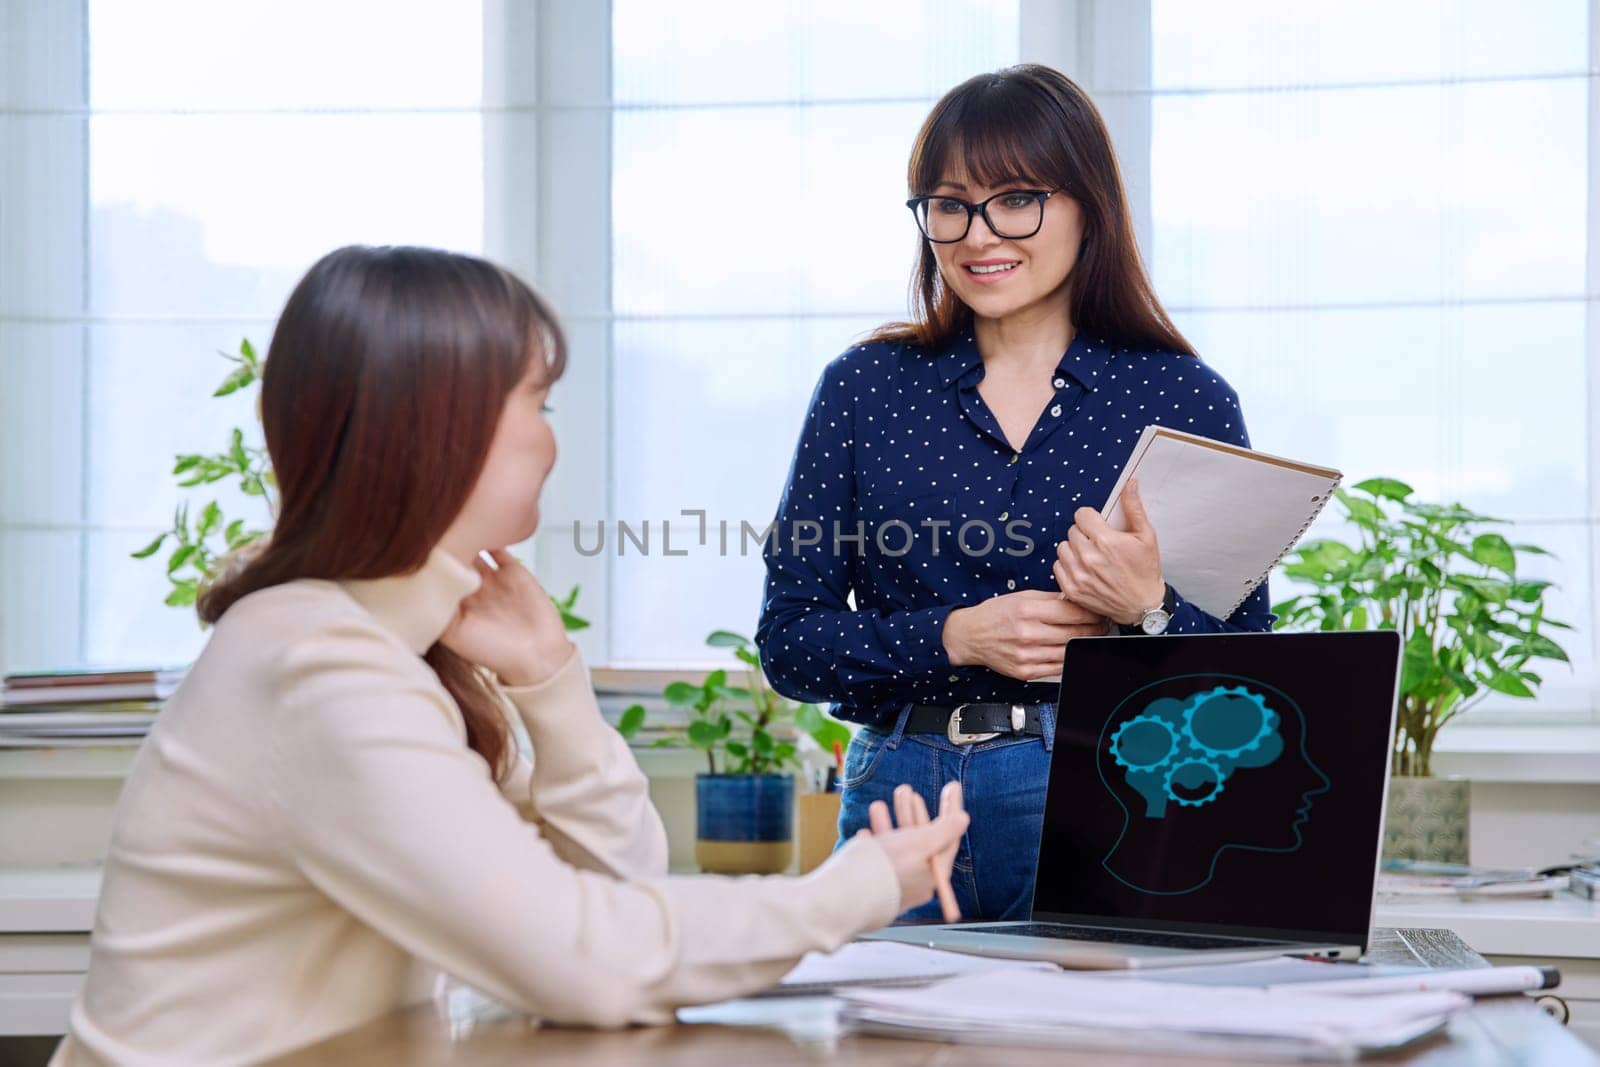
[906,189,1058,243]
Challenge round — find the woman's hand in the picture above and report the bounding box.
[855,781,969,916]
[1053,479,1165,626]
[440,548,574,688]
[942,590,1108,680]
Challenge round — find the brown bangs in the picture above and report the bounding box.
[910,82,1068,197]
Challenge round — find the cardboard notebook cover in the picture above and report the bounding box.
[1101,425,1342,620]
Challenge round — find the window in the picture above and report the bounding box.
[1,1,487,670]
[4,2,1595,727]
[564,0,1019,667]
[1144,0,1594,716]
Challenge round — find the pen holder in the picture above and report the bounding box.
[694,773,794,875]
[797,790,843,874]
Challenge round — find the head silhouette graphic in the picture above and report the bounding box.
[1096,673,1330,895]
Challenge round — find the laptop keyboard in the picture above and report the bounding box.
[981,923,1282,950]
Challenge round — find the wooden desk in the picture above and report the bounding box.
[268,929,1597,1066]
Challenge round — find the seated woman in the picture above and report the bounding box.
[54,245,966,1065]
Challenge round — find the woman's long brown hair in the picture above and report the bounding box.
[198,245,567,777]
[870,64,1195,357]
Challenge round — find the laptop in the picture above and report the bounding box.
[868,630,1402,969]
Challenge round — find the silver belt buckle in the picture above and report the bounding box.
[947,704,1003,745]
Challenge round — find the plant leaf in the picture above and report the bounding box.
[1512,633,1570,664]
[617,704,646,738]
[1352,477,1413,501]
[196,501,222,539]
[164,580,198,607]
[794,704,823,735]
[167,543,198,576]
[1400,629,1436,695]
[686,720,721,747]
[810,718,852,751]
[662,681,700,705]
[213,365,255,397]
[705,629,750,649]
[130,532,168,559]
[1468,533,1516,575]
[1483,671,1535,699]
[1508,578,1554,602]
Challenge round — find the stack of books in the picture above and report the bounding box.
[1569,841,1600,900]
[1376,860,1570,899]
[0,666,185,747]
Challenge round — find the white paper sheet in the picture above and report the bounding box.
[769,940,1057,995]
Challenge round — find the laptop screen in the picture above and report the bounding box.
[1034,631,1400,945]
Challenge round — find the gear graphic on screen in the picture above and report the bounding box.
[1108,714,1181,772]
[1164,757,1226,807]
[1181,686,1278,759]
[1104,684,1284,818]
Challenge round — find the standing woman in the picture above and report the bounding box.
[757,65,1271,922]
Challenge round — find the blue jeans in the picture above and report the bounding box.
[836,703,1055,922]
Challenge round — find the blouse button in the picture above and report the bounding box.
[999,511,1009,521]
[947,673,960,683]
[1009,453,1020,465]
[1053,377,1066,389]
[1006,579,1017,590]
[1049,404,1062,417]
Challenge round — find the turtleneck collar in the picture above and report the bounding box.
[340,548,482,655]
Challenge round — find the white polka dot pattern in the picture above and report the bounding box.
[753,333,1274,723]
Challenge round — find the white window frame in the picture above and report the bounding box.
[5,1,1595,746]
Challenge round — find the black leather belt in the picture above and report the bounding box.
[905,702,1047,744]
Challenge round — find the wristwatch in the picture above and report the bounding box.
[1119,583,1177,636]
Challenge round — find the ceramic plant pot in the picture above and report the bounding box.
[1382,775,1470,865]
[694,773,794,874]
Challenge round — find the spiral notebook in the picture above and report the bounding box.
[1101,424,1342,620]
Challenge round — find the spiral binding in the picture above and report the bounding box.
[1221,475,1344,619]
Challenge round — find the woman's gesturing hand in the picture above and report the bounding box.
[942,590,1108,680]
[1053,479,1166,626]
[440,548,575,688]
[856,781,969,916]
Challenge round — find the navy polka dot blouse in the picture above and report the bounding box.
[754,331,1273,725]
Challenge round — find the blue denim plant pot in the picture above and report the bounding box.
[694,773,794,874]
[695,773,793,841]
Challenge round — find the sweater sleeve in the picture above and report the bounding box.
[756,358,956,710]
[267,619,901,1026]
[495,649,668,880]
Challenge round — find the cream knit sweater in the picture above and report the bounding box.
[53,550,899,1065]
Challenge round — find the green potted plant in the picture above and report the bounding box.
[1272,478,1569,862]
[628,630,851,875]
[133,340,591,628]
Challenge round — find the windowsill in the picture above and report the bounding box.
[3,725,1598,786]
[1427,724,1600,784]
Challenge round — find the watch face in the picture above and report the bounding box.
[1141,609,1172,636]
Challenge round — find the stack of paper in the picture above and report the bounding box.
[841,968,1464,1060]
[766,941,1056,996]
